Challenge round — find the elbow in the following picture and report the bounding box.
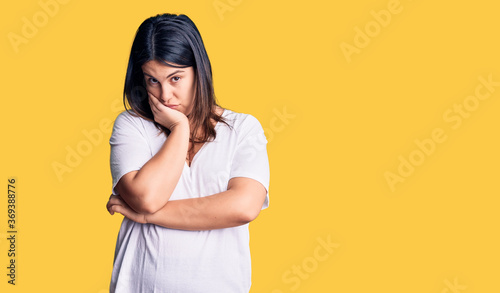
[231,189,266,224]
[137,193,168,215]
[136,203,159,215]
[117,172,172,215]
[240,209,261,223]
[121,187,167,215]
[236,202,262,224]
[227,178,267,225]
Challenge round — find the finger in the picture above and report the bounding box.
[148,90,163,104]
[149,91,172,112]
[114,195,126,205]
[108,200,127,215]
[109,204,122,216]
[107,200,116,214]
[108,203,118,215]
[148,95,157,116]
[106,197,114,211]
[148,92,161,113]
[107,196,117,205]
[107,196,124,210]
[111,205,135,220]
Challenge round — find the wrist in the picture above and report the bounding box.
[169,120,189,132]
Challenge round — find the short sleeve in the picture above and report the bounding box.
[229,115,270,210]
[109,111,152,195]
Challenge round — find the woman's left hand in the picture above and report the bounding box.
[106,194,148,224]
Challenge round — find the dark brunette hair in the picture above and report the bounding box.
[123,13,231,151]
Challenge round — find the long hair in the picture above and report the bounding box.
[123,13,231,151]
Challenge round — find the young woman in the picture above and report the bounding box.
[105,13,270,292]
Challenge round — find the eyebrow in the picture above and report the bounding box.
[143,70,184,79]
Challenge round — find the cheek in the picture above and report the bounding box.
[188,80,197,99]
[182,84,195,101]
[146,85,160,94]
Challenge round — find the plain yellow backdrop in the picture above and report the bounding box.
[1,0,499,292]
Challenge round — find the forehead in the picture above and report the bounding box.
[141,59,192,75]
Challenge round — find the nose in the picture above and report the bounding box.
[160,85,174,104]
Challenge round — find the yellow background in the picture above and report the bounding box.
[1,0,499,292]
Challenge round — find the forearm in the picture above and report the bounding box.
[144,178,267,230]
[120,123,189,214]
[145,190,255,231]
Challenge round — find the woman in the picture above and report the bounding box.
[105,13,270,292]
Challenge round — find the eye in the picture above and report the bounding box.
[147,77,159,84]
[171,76,181,82]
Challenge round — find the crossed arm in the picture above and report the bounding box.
[106,176,267,231]
[106,123,268,230]
[107,104,268,230]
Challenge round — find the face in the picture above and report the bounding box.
[141,59,197,116]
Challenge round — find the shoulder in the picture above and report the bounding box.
[111,110,160,140]
[222,109,266,144]
[222,108,264,132]
[113,110,154,130]
[114,110,143,125]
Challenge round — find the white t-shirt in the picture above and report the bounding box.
[108,108,270,293]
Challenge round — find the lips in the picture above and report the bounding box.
[166,104,179,109]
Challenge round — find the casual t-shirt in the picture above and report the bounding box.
[108,108,270,293]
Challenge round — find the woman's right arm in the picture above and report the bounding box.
[115,92,190,215]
